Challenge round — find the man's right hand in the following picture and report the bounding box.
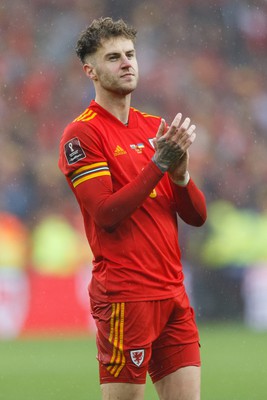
[152,113,196,173]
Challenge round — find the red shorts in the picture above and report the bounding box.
[90,291,200,384]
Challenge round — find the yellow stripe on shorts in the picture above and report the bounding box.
[107,303,126,377]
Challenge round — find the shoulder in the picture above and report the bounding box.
[61,107,101,144]
[66,107,99,133]
[59,107,103,164]
[131,107,161,123]
[58,108,105,175]
[72,107,98,124]
[130,107,162,131]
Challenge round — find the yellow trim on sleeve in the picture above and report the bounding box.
[72,170,110,188]
[73,109,97,122]
[70,162,108,178]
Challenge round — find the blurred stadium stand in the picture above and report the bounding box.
[1,0,267,337]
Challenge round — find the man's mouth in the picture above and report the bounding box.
[121,72,134,78]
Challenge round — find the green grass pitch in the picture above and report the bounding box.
[0,323,267,399]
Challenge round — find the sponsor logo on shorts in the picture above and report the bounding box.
[130,349,145,367]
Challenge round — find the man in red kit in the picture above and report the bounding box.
[58,17,207,400]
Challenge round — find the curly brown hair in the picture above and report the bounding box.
[76,17,137,63]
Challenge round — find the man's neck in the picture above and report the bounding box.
[95,92,131,125]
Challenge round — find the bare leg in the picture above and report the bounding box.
[154,366,201,400]
[101,383,146,400]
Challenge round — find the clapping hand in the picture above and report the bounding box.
[152,113,196,184]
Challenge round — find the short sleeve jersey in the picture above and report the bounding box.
[59,100,185,302]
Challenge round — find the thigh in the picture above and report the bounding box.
[154,366,201,400]
[101,382,145,400]
[149,294,200,383]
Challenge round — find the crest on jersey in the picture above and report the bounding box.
[130,143,145,154]
[130,349,145,367]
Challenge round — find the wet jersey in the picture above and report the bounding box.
[58,100,206,302]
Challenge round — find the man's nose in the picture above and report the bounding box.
[121,55,131,68]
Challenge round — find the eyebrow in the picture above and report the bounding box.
[104,52,120,58]
[104,49,135,58]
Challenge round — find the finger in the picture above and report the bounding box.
[187,124,196,136]
[187,131,196,144]
[183,131,196,148]
[155,118,166,139]
[179,117,191,131]
[171,112,183,128]
[165,113,182,138]
[173,128,196,153]
[173,122,196,143]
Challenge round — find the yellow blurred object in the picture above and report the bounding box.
[0,213,29,269]
[31,214,92,276]
[201,201,267,267]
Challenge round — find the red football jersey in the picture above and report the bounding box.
[59,100,206,302]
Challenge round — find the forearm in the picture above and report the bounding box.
[75,161,163,230]
[171,178,207,226]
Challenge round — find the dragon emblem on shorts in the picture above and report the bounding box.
[130,349,145,367]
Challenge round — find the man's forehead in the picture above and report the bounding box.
[99,37,135,54]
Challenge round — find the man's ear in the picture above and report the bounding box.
[83,63,97,80]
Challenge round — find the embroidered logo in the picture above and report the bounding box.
[114,145,127,156]
[64,137,86,165]
[130,143,145,154]
[130,349,145,367]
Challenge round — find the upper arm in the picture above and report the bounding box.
[58,122,113,218]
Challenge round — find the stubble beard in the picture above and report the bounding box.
[98,71,138,96]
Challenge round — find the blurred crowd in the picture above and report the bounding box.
[1,0,267,260]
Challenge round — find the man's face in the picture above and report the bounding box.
[89,37,139,95]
